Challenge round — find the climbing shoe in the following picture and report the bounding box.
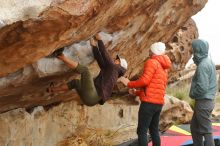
[50,47,64,58]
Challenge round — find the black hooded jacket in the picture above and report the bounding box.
[92,40,126,103]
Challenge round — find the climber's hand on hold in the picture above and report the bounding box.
[90,37,96,47]
[94,33,101,40]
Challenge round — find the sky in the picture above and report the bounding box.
[192,0,220,65]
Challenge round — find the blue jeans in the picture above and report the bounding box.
[137,102,162,146]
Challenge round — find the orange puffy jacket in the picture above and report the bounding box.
[127,55,171,105]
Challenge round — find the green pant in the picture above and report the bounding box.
[67,64,101,106]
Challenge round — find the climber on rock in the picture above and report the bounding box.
[47,33,128,106]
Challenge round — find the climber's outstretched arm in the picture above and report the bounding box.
[57,54,78,69]
[91,38,106,68]
[95,34,114,65]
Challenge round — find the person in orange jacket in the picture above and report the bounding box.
[120,42,171,146]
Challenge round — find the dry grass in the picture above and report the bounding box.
[56,128,122,146]
[216,95,220,103]
[166,83,220,109]
[166,83,195,108]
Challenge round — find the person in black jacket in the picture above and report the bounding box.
[47,33,128,106]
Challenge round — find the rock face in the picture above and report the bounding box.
[167,19,198,82]
[160,95,193,131]
[0,0,206,145]
[0,0,205,113]
[0,95,192,146]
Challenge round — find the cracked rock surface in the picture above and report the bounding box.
[0,0,206,145]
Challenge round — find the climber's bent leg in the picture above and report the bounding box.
[67,64,101,106]
[67,79,81,92]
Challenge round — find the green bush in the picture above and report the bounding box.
[189,99,195,109]
[216,96,220,103]
[166,85,189,100]
[166,84,194,108]
[166,84,220,109]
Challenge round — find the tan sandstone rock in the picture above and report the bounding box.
[0,0,206,145]
[0,0,205,113]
